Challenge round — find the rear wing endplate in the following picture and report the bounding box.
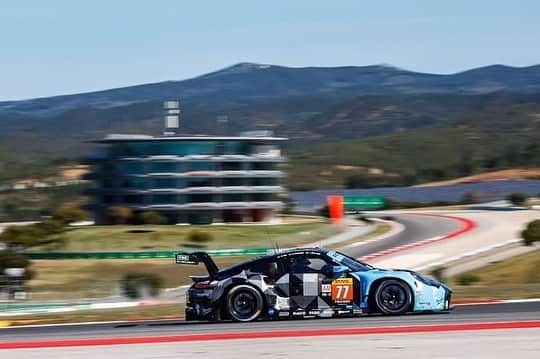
[176,252,219,279]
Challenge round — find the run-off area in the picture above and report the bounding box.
[2,328,539,359]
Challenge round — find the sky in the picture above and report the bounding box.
[1,0,539,100]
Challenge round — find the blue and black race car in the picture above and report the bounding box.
[176,248,451,322]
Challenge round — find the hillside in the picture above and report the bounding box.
[414,169,540,187]
[286,104,540,189]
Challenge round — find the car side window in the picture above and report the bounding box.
[245,259,281,282]
[283,255,334,274]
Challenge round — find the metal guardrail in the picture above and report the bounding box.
[25,248,273,260]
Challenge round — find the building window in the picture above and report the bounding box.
[125,195,143,204]
[251,162,275,170]
[251,178,277,186]
[123,177,146,189]
[221,162,243,171]
[187,194,213,203]
[118,162,145,174]
[151,162,176,172]
[187,178,212,187]
[223,194,244,202]
[189,162,214,171]
[222,178,244,186]
[152,178,178,188]
[152,194,177,204]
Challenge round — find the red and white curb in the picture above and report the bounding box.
[359,213,476,262]
[452,298,540,306]
[343,218,406,249]
[1,320,540,349]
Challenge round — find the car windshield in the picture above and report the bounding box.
[326,250,374,272]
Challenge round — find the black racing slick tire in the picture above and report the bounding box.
[374,279,413,315]
[226,284,264,322]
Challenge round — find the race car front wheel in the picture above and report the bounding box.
[226,284,264,322]
[374,279,412,315]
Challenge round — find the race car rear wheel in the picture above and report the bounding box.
[374,279,412,315]
[226,284,264,322]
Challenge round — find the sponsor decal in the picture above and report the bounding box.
[321,284,331,295]
[319,309,334,318]
[331,278,354,303]
[292,310,306,317]
[308,309,320,316]
[278,311,290,317]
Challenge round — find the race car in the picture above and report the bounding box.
[176,247,451,322]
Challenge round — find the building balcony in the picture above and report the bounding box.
[138,170,285,178]
[93,186,285,195]
[128,201,283,211]
[116,154,286,163]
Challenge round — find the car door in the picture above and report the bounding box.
[274,254,338,316]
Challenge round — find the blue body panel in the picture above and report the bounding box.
[350,269,449,312]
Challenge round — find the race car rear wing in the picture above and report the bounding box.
[176,252,219,279]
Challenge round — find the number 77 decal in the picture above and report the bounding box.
[331,278,354,302]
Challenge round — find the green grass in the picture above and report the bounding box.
[32,221,341,252]
[27,256,250,300]
[449,248,540,300]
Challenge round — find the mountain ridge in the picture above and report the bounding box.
[2,62,540,117]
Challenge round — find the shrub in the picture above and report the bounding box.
[317,205,330,218]
[106,206,133,225]
[35,219,65,235]
[120,273,163,299]
[52,205,89,224]
[0,250,33,280]
[0,225,44,249]
[188,230,213,243]
[456,272,480,286]
[138,211,165,225]
[522,219,540,246]
[507,192,528,206]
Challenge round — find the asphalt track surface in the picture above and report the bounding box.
[342,213,461,259]
[1,301,540,345]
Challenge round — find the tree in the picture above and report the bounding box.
[507,192,528,207]
[52,205,89,224]
[106,206,133,225]
[522,219,540,246]
[462,192,478,205]
[345,174,371,189]
[137,211,165,225]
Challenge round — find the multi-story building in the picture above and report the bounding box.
[86,133,287,224]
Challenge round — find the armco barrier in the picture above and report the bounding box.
[25,248,273,260]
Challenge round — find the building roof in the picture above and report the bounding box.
[91,134,287,144]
